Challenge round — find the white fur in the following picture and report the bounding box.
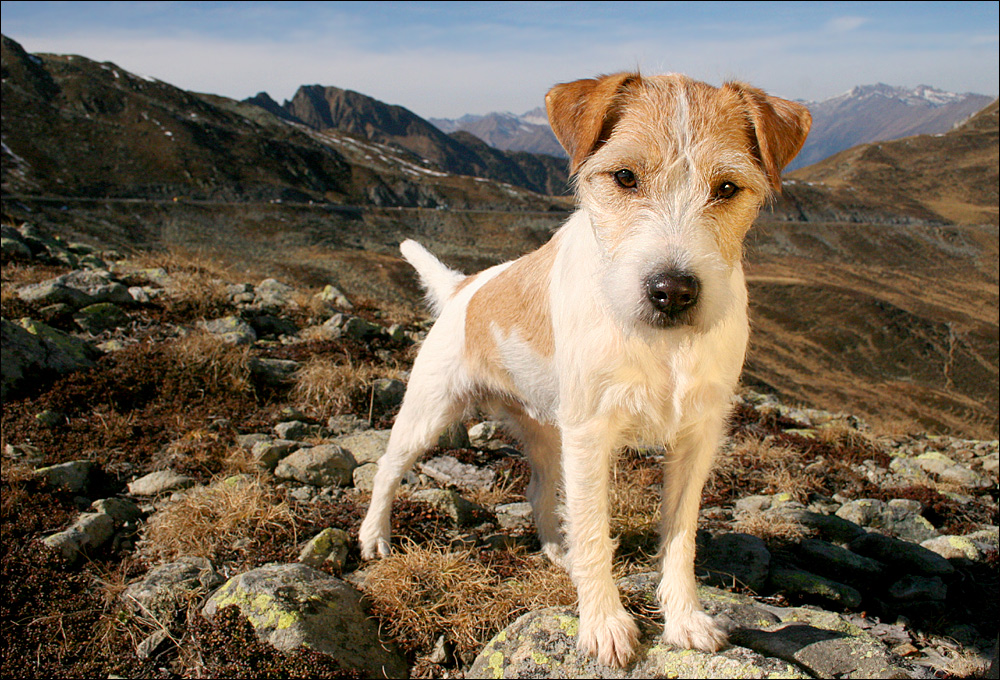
[359,75,779,668]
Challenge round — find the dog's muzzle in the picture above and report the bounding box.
[645,270,700,325]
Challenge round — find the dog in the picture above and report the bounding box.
[359,72,810,667]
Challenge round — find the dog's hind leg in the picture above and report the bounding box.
[358,369,466,560]
[507,413,565,567]
[657,408,729,651]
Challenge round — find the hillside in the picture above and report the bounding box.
[247,86,570,196]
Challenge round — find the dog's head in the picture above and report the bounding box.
[546,73,810,332]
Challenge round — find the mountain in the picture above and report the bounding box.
[0,35,565,212]
[429,107,566,158]
[246,86,570,196]
[787,84,994,171]
[781,98,999,226]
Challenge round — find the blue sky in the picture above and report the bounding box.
[2,1,997,118]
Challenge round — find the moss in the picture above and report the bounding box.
[555,612,579,637]
[487,650,505,679]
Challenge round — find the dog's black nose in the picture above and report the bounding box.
[646,271,700,317]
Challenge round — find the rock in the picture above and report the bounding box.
[273,420,320,441]
[778,508,866,544]
[18,279,94,308]
[73,302,130,334]
[836,499,938,544]
[495,502,534,531]
[91,497,143,525]
[420,455,496,491]
[136,629,171,660]
[437,421,472,449]
[253,278,296,309]
[920,534,981,561]
[247,357,299,384]
[696,533,771,592]
[122,556,223,623]
[352,463,379,492]
[410,489,486,526]
[200,316,256,345]
[371,378,406,410]
[915,452,990,488]
[227,283,256,304]
[250,438,301,471]
[888,574,947,602]
[3,318,98,399]
[298,528,351,571]
[332,429,392,465]
[343,315,383,341]
[326,414,370,435]
[847,532,954,577]
[35,409,64,427]
[202,563,406,678]
[469,606,808,679]
[316,284,353,311]
[768,566,863,609]
[469,420,505,447]
[59,269,132,305]
[236,433,271,451]
[273,444,357,487]
[127,469,196,496]
[34,460,95,494]
[734,495,775,515]
[247,313,298,339]
[795,538,886,584]
[42,512,115,561]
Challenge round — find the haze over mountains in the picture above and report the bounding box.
[430,84,993,173]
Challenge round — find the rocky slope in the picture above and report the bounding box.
[1,228,997,678]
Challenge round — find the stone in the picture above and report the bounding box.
[42,512,115,561]
[342,315,383,341]
[247,357,299,384]
[254,278,296,309]
[60,269,132,304]
[468,606,808,679]
[920,534,981,561]
[352,463,379,492]
[777,508,866,544]
[273,444,357,487]
[469,420,505,447]
[3,318,97,399]
[496,502,534,531]
[332,429,392,465]
[371,378,406,410]
[73,302,130,334]
[410,489,486,526]
[35,409,64,427]
[768,567,863,609]
[236,433,271,450]
[316,284,353,311]
[420,455,496,491]
[200,316,256,345]
[888,574,947,602]
[34,460,95,494]
[795,538,885,584]
[273,420,319,441]
[696,533,771,592]
[91,497,142,525]
[250,438,301,470]
[202,563,406,678]
[835,498,938,544]
[437,421,472,449]
[297,528,351,571]
[18,279,94,308]
[847,532,954,577]
[127,469,196,496]
[122,556,223,622]
[326,414,370,435]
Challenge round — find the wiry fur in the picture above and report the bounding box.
[359,72,810,667]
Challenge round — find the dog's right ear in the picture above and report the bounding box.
[545,73,641,175]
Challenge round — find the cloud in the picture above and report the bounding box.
[825,16,870,33]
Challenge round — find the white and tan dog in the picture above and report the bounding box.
[359,72,810,667]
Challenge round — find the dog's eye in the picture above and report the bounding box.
[713,181,739,200]
[613,169,638,190]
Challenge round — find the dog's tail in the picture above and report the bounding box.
[400,239,467,318]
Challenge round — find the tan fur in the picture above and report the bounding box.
[464,235,559,391]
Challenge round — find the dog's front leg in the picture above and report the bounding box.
[657,410,728,651]
[562,422,639,667]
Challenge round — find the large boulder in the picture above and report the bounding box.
[2,318,98,400]
[203,563,407,678]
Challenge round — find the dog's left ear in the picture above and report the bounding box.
[726,82,812,192]
[546,72,642,175]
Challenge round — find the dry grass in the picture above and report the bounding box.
[127,249,235,318]
[139,475,296,563]
[733,511,812,543]
[610,450,662,538]
[290,354,405,418]
[707,435,823,504]
[363,542,575,658]
[165,332,253,395]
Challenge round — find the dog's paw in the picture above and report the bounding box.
[662,610,727,652]
[577,607,640,668]
[541,541,569,571]
[358,521,391,561]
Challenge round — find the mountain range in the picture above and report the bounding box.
[429,84,994,174]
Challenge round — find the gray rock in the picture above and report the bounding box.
[60,269,132,305]
[42,512,115,561]
[34,460,95,494]
[920,534,981,561]
[91,497,143,525]
[273,444,357,487]
[371,378,406,410]
[777,508,866,544]
[250,438,301,471]
[236,433,271,451]
[273,420,320,441]
[420,455,495,491]
[18,279,94,308]
[128,470,196,496]
[202,563,406,678]
[248,357,299,384]
[342,315,383,341]
[352,463,379,492]
[316,284,353,311]
[468,605,808,679]
[333,429,392,465]
[847,532,954,577]
[326,414,371,435]
[73,302,130,333]
[888,574,947,602]
[795,538,885,584]
[254,278,296,309]
[468,420,505,447]
[697,533,771,592]
[496,502,534,531]
[298,528,351,571]
[410,488,486,526]
[122,556,223,623]
[734,495,775,515]
[768,567,863,609]
[437,421,472,449]
[3,318,98,399]
[200,316,256,345]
